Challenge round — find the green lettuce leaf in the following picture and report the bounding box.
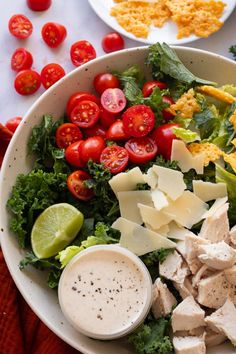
[172,126,200,143]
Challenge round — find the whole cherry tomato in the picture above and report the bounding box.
[142,80,168,97]
[83,124,106,139]
[100,107,118,128]
[8,14,33,39]
[102,32,125,53]
[106,120,130,141]
[27,0,52,11]
[70,41,96,67]
[41,22,67,48]
[66,92,100,117]
[122,105,155,138]
[67,170,94,201]
[80,136,105,163]
[125,137,158,164]
[56,123,82,149]
[5,117,22,133]
[100,145,129,174]
[41,63,65,89]
[93,73,120,95]
[11,48,33,72]
[14,69,41,96]
[152,123,179,160]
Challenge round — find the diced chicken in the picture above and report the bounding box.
[185,234,209,274]
[151,278,177,319]
[224,265,236,285]
[174,277,197,299]
[173,336,206,354]
[159,251,189,284]
[175,327,205,338]
[197,241,236,270]
[205,299,236,345]
[197,272,232,309]
[172,296,205,332]
[230,225,236,245]
[199,203,230,243]
[192,264,210,288]
[205,328,227,347]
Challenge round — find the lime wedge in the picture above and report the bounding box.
[31,203,84,259]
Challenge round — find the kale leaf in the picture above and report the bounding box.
[229,45,236,60]
[141,248,174,281]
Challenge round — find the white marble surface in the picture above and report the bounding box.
[0,0,236,124]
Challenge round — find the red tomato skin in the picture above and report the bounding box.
[125,137,158,164]
[56,123,82,149]
[106,120,130,141]
[67,170,94,201]
[5,117,22,133]
[70,41,96,67]
[142,80,168,97]
[102,32,125,53]
[66,92,100,117]
[122,104,155,138]
[70,100,100,129]
[93,73,120,95]
[83,124,106,139]
[152,123,179,160]
[101,88,126,114]
[14,69,41,96]
[11,48,33,72]
[80,136,105,163]
[8,14,33,39]
[99,108,118,128]
[162,96,175,122]
[41,63,65,89]
[100,145,129,174]
[65,140,85,168]
[27,0,52,11]
[41,22,67,48]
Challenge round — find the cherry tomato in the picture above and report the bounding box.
[70,40,96,67]
[125,137,158,164]
[93,73,120,95]
[152,123,179,160]
[122,104,155,138]
[67,170,94,201]
[70,100,100,128]
[142,80,168,97]
[5,117,22,133]
[11,48,33,72]
[0,123,13,143]
[14,69,41,96]
[66,92,99,118]
[162,96,175,122]
[102,32,125,53]
[100,145,129,174]
[27,0,52,11]
[65,140,85,168]
[80,136,105,163]
[41,63,65,89]
[8,14,33,39]
[100,107,118,128]
[41,22,67,48]
[83,124,106,139]
[56,123,82,149]
[106,120,130,141]
[101,88,126,115]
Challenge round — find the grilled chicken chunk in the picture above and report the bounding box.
[185,234,209,274]
[151,278,177,319]
[197,241,236,270]
[159,251,189,284]
[173,336,206,354]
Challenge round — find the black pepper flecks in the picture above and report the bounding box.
[72,286,77,291]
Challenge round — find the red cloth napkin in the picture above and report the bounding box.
[0,249,82,354]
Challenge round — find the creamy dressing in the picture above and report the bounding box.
[58,245,152,340]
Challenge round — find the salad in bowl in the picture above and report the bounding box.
[2,43,236,354]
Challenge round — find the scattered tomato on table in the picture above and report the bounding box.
[11,48,33,72]
[102,32,125,53]
[70,40,96,67]
[41,63,65,89]
[27,0,52,11]
[8,14,33,39]
[41,22,67,48]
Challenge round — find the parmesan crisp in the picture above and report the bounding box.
[188,143,223,166]
[169,89,201,119]
[197,86,236,104]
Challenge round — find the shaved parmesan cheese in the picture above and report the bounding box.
[202,197,228,219]
[151,188,169,210]
[145,223,170,236]
[112,217,176,256]
[138,203,174,230]
[193,180,227,202]
[117,190,153,224]
[167,221,195,241]
[163,191,208,228]
[144,167,158,189]
[152,165,186,201]
[109,167,145,196]
[171,139,204,174]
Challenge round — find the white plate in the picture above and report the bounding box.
[88,0,236,45]
[1,46,236,354]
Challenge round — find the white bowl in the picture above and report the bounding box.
[1,46,236,354]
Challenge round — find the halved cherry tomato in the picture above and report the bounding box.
[8,14,33,39]
[5,117,22,133]
[70,100,100,128]
[100,107,118,128]
[101,88,126,114]
[83,124,106,139]
[41,22,67,48]
[122,104,155,138]
[67,170,94,201]
[152,123,179,160]
[65,140,85,168]
[142,80,168,97]
[14,69,41,96]
[102,32,125,53]
[94,73,120,95]
[125,137,158,164]
[11,48,33,72]
[70,40,96,67]
[80,136,105,163]
[56,123,82,149]
[27,0,52,11]
[41,63,65,89]
[100,145,129,174]
[66,92,100,117]
[0,123,13,143]
[162,96,175,122]
[106,120,130,141]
